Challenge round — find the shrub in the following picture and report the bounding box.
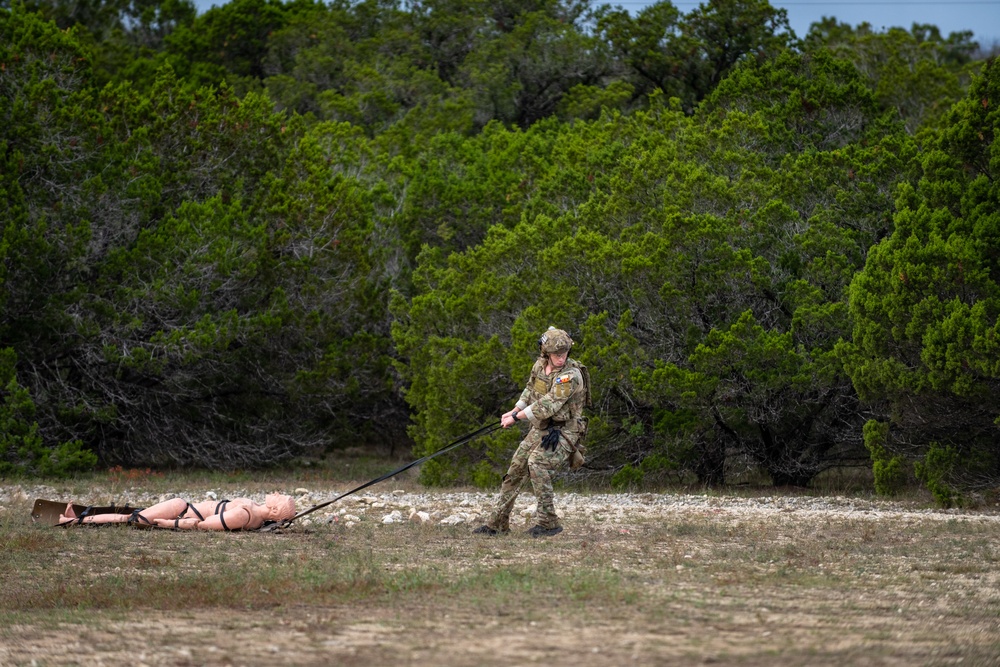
[863,420,908,496]
[0,349,97,476]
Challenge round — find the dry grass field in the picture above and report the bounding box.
[1,471,999,666]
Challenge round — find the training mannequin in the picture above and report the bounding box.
[58,493,296,530]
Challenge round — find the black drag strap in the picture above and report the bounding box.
[128,509,153,526]
[282,421,503,527]
[186,502,205,521]
[76,507,94,525]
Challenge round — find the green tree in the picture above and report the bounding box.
[4,7,409,468]
[459,8,617,128]
[862,418,907,496]
[63,82,405,467]
[803,20,979,134]
[683,0,794,93]
[390,103,648,481]
[595,0,685,103]
[0,348,97,476]
[1,8,108,471]
[840,59,1000,503]
[160,0,298,89]
[259,1,360,117]
[617,51,908,486]
[394,114,624,261]
[408,0,491,85]
[395,50,911,488]
[598,0,793,113]
[7,0,199,88]
[1,6,105,435]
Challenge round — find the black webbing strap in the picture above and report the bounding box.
[128,509,152,527]
[281,421,503,528]
[216,501,231,531]
[55,507,96,527]
[186,502,205,521]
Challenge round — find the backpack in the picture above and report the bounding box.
[566,358,591,469]
[567,358,592,408]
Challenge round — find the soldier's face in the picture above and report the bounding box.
[548,352,568,368]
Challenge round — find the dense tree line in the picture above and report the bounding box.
[1,0,997,504]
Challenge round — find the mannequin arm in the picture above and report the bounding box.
[197,506,253,530]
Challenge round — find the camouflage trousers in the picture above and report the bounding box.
[485,428,572,531]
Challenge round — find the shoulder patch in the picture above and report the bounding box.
[552,372,575,399]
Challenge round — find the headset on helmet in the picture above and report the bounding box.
[538,326,573,355]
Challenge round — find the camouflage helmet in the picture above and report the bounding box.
[539,326,573,355]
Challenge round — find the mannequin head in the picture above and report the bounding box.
[264,493,296,521]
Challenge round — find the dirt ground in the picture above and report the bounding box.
[4,600,991,667]
[2,489,999,666]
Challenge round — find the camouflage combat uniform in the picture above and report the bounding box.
[484,355,588,532]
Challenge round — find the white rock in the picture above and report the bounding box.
[343,514,360,522]
[205,491,217,500]
[382,510,403,524]
[440,514,465,525]
[409,510,431,523]
[392,489,406,496]
[294,488,309,495]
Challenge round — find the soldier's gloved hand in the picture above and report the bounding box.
[541,429,561,452]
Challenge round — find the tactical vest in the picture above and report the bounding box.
[526,357,591,432]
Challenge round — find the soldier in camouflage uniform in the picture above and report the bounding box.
[474,327,589,538]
